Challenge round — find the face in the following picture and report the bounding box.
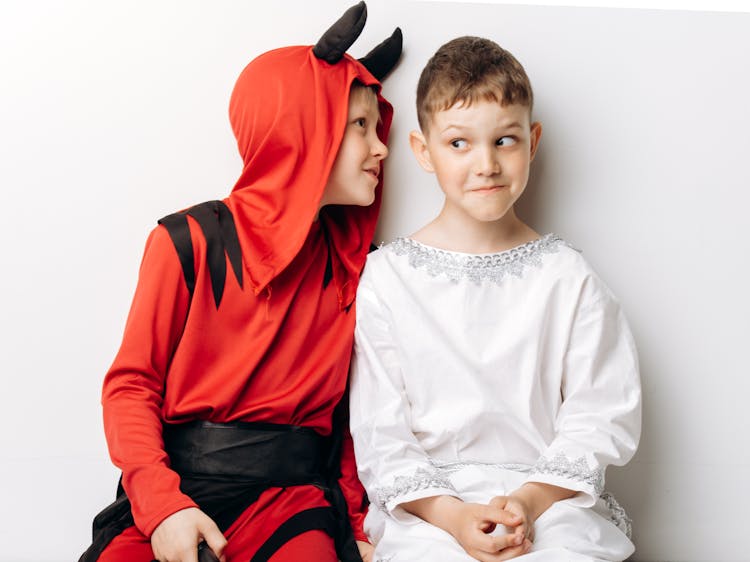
[319,87,388,209]
[410,99,542,225]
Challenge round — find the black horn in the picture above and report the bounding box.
[359,27,403,81]
[313,2,367,64]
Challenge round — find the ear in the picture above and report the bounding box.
[409,130,434,173]
[529,121,543,162]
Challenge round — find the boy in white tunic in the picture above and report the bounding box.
[349,36,641,562]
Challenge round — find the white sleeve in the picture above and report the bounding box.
[524,277,642,506]
[349,273,459,521]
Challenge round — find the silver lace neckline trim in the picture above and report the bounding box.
[387,233,565,285]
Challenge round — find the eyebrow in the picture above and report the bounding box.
[440,121,524,134]
[351,104,383,126]
[370,105,384,126]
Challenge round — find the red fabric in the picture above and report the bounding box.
[227,47,391,306]
[99,487,336,562]
[101,45,391,541]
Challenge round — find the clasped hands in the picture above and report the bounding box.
[452,496,534,561]
[403,494,534,562]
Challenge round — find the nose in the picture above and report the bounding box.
[476,145,500,176]
[371,135,388,160]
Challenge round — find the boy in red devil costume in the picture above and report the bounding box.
[78,4,401,562]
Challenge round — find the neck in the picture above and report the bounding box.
[413,206,539,254]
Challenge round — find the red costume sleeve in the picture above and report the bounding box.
[101,226,198,536]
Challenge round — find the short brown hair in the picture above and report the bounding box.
[416,36,534,132]
[350,80,379,105]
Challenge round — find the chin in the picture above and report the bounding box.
[352,189,376,207]
[470,208,514,223]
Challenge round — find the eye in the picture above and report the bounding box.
[354,117,367,128]
[496,136,517,147]
[450,139,468,149]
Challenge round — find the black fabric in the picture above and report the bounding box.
[187,203,228,308]
[163,421,327,483]
[78,421,362,562]
[158,200,243,309]
[312,2,367,64]
[249,507,337,562]
[321,222,334,290]
[214,202,243,293]
[158,212,196,297]
[321,398,362,562]
[79,483,132,562]
[358,27,403,81]
[198,541,220,562]
[312,2,402,79]
[78,470,269,562]
[323,252,334,289]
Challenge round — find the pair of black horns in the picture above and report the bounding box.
[313,2,402,81]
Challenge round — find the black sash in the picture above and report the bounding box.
[78,421,362,562]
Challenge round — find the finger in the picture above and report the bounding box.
[197,520,227,562]
[471,552,498,562]
[179,544,200,562]
[495,539,532,561]
[472,527,524,553]
[198,541,221,562]
[480,504,522,527]
[470,549,509,562]
[479,520,497,534]
[514,522,528,539]
[468,530,505,554]
[488,529,525,552]
[488,496,509,509]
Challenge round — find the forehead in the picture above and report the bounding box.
[348,86,380,115]
[430,99,530,132]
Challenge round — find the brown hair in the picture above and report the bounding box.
[416,36,534,132]
[350,80,379,104]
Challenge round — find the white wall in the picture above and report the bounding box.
[1,2,748,561]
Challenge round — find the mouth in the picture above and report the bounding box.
[364,166,380,180]
[469,185,506,193]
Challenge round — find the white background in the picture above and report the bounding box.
[1,1,748,561]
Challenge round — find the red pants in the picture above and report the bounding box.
[99,486,337,562]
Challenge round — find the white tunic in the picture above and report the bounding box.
[349,235,641,561]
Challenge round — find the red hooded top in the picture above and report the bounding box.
[101,45,392,539]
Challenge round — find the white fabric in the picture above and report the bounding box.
[349,235,641,561]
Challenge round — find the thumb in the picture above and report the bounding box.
[197,517,227,561]
[482,501,521,527]
[488,495,521,523]
[489,495,510,509]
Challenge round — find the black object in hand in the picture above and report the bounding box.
[198,541,220,562]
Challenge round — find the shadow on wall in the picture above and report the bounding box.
[515,140,549,230]
[516,143,658,561]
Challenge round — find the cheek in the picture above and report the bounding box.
[434,154,466,183]
[340,150,360,179]
[505,154,529,176]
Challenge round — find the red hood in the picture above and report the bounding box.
[226,45,392,308]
